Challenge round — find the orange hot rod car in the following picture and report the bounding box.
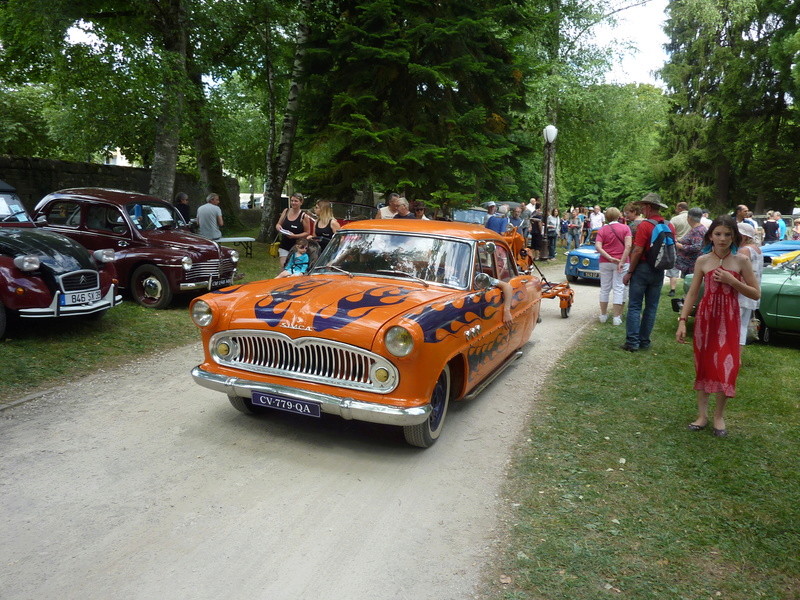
[190,219,542,447]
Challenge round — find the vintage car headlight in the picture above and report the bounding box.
[212,337,239,361]
[181,256,193,271]
[569,256,579,265]
[385,326,414,357]
[13,255,40,271]
[229,250,240,263]
[93,249,115,263]
[191,299,214,327]
[581,258,591,267]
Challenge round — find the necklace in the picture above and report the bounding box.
[712,248,731,266]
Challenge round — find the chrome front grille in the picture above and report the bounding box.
[59,270,100,292]
[187,258,235,280]
[209,330,399,393]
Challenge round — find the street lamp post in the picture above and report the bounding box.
[542,125,558,231]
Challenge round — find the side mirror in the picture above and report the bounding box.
[480,241,496,255]
[474,272,492,290]
[35,215,48,225]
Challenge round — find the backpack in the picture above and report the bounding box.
[645,218,676,270]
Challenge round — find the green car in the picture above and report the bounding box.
[677,254,800,343]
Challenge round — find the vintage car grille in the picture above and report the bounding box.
[209,330,399,393]
[187,258,235,280]
[59,270,100,292]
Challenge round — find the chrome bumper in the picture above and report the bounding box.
[179,269,238,292]
[191,365,431,426]
[19,285,122,319]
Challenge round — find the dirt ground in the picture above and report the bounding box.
[0,261,599,600]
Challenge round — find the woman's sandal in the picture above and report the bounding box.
[687,423,707,431]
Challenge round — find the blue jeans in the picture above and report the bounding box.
[625,263,665,349]
[567,230,581,250]
[547,233,558,259]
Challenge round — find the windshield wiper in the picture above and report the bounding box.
[312,264,353,278]
[375,269,429,287]
[1,209,28,223]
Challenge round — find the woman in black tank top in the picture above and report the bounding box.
[276,193,311,266]
[312,200,341,251]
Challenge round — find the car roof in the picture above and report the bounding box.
[45,188,168,206]
[0,179,17,193]
[341,217,504,241]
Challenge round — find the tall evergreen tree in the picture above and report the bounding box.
[295,0,529,211]
[658,0,800,211]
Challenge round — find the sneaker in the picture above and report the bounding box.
[598,314,608,324]
[612,316,623,326]
[668,289,676,297]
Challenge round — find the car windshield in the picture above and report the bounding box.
[315,231,473,287]
[451,208,487,225]
[0,193,32,224]
[126,202,181,230]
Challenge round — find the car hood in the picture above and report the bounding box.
[569,246,598,257]
[0,228,93,274]
[140,228,221,253]
[210,276,457,345]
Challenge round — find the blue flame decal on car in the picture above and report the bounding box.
[254,279,330,326]
[313,285,412,332]
[408,288,519,343]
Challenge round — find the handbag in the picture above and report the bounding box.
[269,235,281,258]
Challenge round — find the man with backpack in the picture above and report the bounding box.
[620,193,677,352]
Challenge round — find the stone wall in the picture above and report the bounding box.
[0,155,238,215]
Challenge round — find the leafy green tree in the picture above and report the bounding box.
[0,82,55,157]
[294,0,529,214]
[659,0,800,212]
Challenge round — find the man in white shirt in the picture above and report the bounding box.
[376,193,401,219]
[589,205,605,230]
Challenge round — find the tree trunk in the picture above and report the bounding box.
[148,0,187,202]
[185,59,241,227]
[258,1,311,243]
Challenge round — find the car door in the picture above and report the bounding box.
[774,264,800,332]
[467,243,531,380]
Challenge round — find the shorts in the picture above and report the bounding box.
[665,268,680,278]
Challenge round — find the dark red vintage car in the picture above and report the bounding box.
[0,180,120,338]
[34,188,239,309]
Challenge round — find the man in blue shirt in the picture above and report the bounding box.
[485,204,510,235]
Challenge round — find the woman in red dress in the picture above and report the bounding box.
[676,215,760,437]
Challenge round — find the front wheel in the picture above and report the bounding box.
[403,365,451,448]
[566,274,578,283]
[131,265,173,309]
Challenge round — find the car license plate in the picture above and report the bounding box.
[211,277,232,289]
[580,271,599,279]
[251,391,321,418]
[60,289,102,305]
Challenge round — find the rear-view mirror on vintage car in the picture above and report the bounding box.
[480,241,496,255]
[474,272,492,289]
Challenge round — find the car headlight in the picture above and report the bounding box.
[181,256,193,271]
[581,258,590,267]
[230,250,239,263]
[212,336,239,361]
[93,249,115,263]
[191,299,213,327]
[385,326,414,357]
[13,255,40,271]
[569,256,579,265]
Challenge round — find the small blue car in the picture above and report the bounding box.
[565,230,600,282]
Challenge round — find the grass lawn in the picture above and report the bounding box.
[493,285,800,599]
[0,227,280,403]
